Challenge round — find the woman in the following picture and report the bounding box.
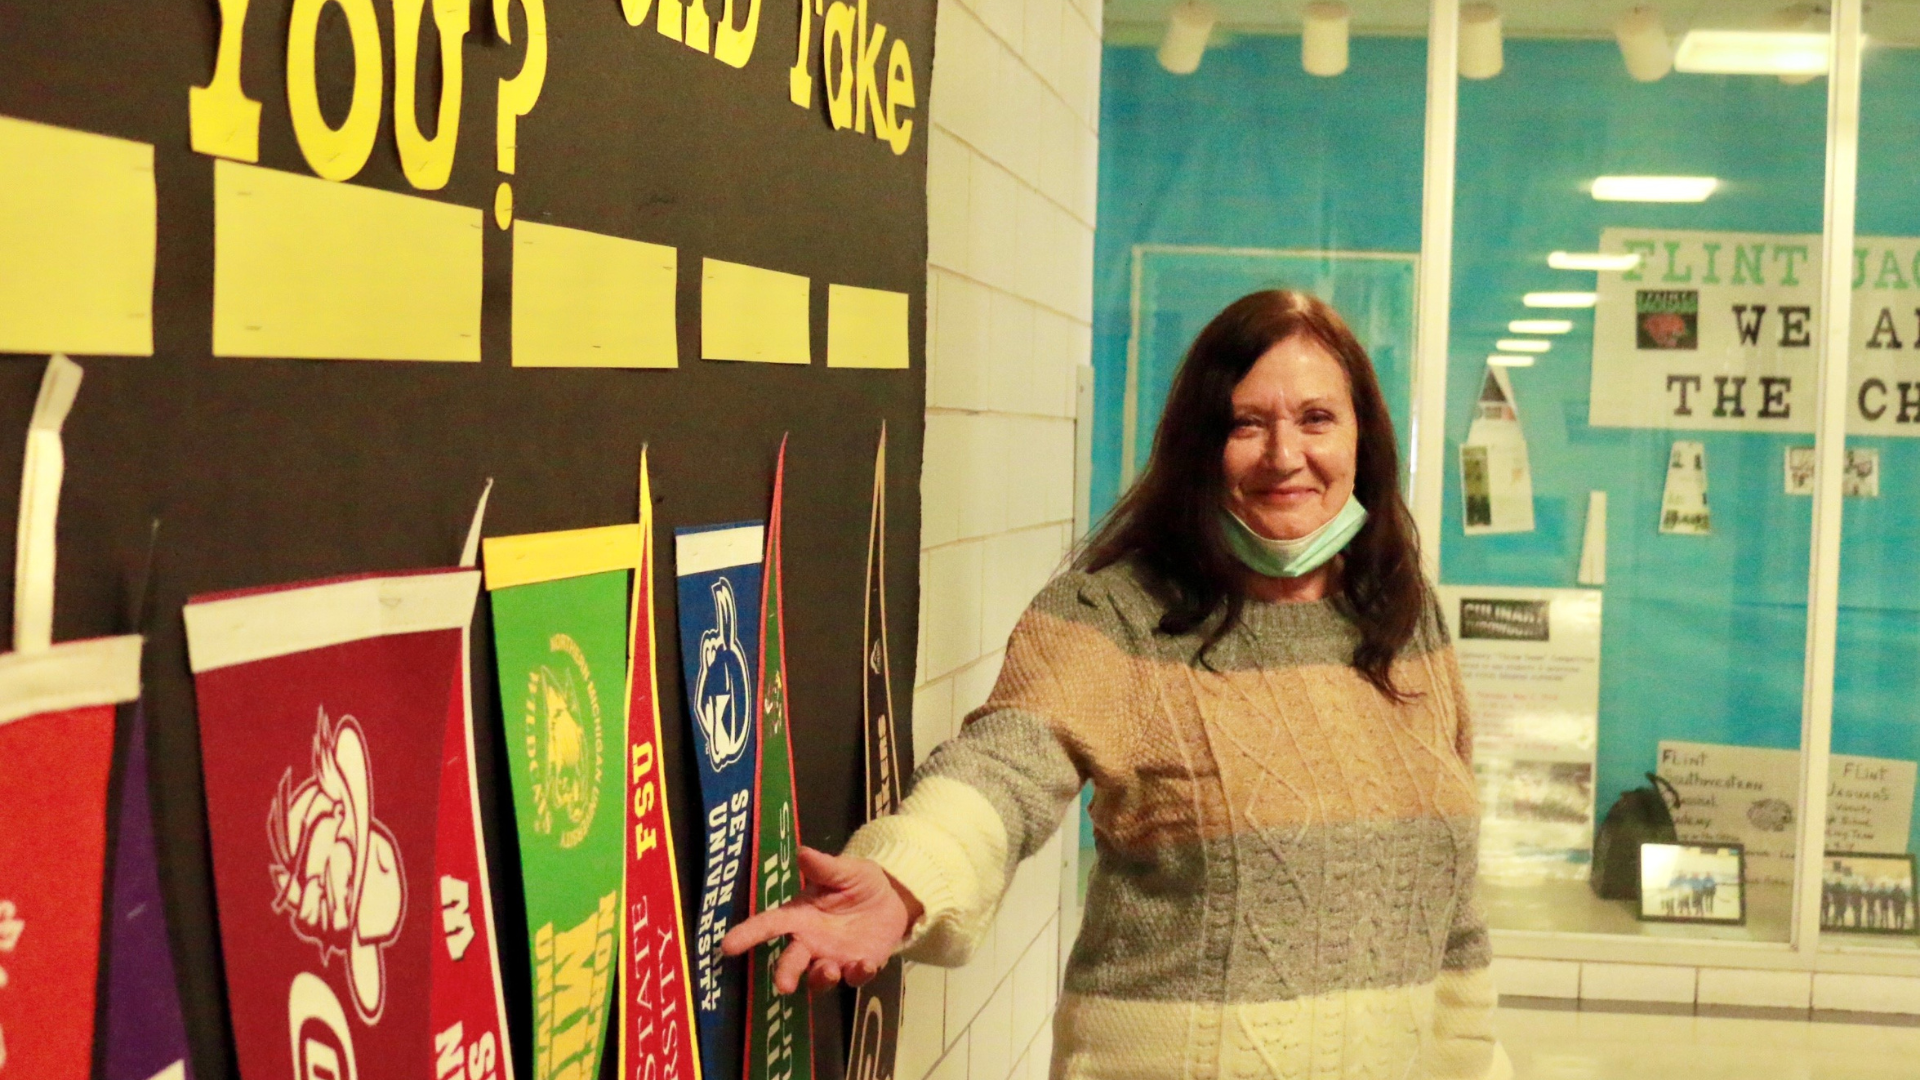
[724,291,1510,1080]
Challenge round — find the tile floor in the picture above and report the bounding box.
[1495,1005,1920,1079]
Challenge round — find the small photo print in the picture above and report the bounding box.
[1822,852,1918,935]
[1636,290,1699,350]
[1782,446,1881,498]
[1491,761,1593,825]
[1639,842,1746,924]
[1461,445,1492,527]
[1844,447,1881,498]
[1785,447,1816,495]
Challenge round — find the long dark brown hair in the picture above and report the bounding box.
[1080,289,1429,698]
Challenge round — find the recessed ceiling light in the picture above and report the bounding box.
[1488,354,1536,367]
[1674,30,1828,76]
[1591,176,1719,202]
[1509,319,1574,334]
[1496,339,1551,353]
[1524,292,1598,308]
[1549,251,1643,271]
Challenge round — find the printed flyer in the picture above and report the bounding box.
[1437,584,1603,882]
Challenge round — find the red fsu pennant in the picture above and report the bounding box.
[185,568,502,1080]
[621,451,702,1080]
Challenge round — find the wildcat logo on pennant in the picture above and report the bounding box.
[269,710,407,1024]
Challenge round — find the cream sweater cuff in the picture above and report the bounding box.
[841,775,1011,966]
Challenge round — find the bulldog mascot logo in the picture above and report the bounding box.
[268,710,406,1025]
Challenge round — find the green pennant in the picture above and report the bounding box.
[748,441,814,1080]
[487,561,631,1080]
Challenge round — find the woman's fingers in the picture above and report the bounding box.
[721,904,806,957]
[796,845,865,890]
[843,959,876,987]
[772,939,814,996]
[807,959,843,993]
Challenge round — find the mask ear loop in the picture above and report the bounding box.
[14,354,83,654]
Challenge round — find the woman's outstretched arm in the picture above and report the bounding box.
[721,569,1138,989]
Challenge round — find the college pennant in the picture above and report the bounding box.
[0,355,143,1080]
[847,426,903,1080]
[436,492,517,1080]
[103,705,195,1080]
[745,439,815,1080]
[675,518,766,1080]
[484,525,638,1080]
[621,452,702,1080]
[185,567,485,1080]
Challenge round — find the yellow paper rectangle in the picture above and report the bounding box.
[0,115,155,356]
[483,524,644,591]
[513,221,679,368]
[213,160,482,361]
[827,284,910,369]
[701,258,810,364]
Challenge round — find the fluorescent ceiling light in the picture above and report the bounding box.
[1509,319,1573,334]
[1488,354,1536,367]
[1496,339,1551,353]
[1523,292,1597,308]
[1591,175,1719,202]
[1549,251,1643,271]
[1674,30,1828,76]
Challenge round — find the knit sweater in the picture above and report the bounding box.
[843,560,1511,1080]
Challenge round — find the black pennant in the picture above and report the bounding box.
[847,424,902,1080]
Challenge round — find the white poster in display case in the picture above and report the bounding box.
[1438,585,1602,882]
[1588,226,1920,436]
[1657,741,1918,887]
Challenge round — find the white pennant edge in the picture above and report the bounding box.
[184,570,480,673]
[0,633,142,726]
[461,477,495,569]
[13,354,83,653]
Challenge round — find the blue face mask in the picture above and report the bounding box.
[1222,495,1368,580]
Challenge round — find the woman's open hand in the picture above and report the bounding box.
[720,846,922,994]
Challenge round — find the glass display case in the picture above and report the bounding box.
[1094,0,1920,980]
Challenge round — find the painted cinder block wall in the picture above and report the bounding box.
[903,0,1101,1075]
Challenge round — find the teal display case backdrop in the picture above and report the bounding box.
[1094,34,1920,858]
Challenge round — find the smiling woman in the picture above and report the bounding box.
[722,290,1510,1080]
[1082,288,1431,694]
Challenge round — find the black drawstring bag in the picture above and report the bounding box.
[1590,772,1682,901]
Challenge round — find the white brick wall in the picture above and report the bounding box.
[903,0,1101,1074]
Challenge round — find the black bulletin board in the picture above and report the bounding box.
[0,1,930,1077]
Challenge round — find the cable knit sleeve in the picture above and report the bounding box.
[841,568,1141,967]
[1421,598,1513,1080]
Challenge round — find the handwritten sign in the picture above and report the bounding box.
[1657,741,1917,885]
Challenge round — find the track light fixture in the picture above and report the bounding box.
[1615,6,1673,82]
[1460,4,1503,80]
[1159,0,1217,75]
[1302,2,1350,77]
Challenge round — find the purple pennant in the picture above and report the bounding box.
[104,704,194,1080]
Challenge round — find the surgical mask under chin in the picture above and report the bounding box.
[1223,495,1369,580]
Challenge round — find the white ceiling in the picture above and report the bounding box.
[1103,2,1920,48]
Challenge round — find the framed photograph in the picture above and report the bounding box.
[1821,852,1919,935]
[1638,842,1747,925]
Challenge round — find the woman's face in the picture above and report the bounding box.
[1222,334,1359,541]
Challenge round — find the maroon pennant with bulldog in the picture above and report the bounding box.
[186,568,503,1080]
